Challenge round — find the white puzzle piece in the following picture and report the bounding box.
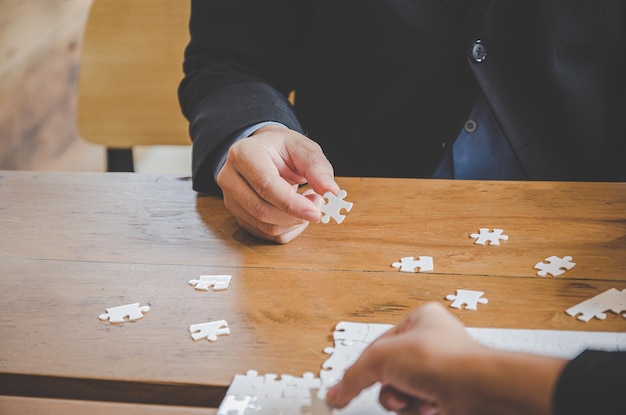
[534,255,576,277]
[565,288,626,322]
[391,256,434,273]
[466,327,626,358]
[98,303,150,323]
[316,190,353,224]
[446,289,489,310]
[216,395,256,415]
[189,319,230,342]
[470,228,508,245]
[189,274,232,291]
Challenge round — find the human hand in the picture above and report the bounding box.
[216,124,339,243]
[326,302,565,415]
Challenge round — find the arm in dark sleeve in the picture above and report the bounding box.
[178,0,306,194]
[553,350,626,415]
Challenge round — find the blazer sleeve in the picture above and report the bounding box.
[178,0,306,194]
[553,350,626,415]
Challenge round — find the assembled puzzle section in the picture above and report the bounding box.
[216,321,626,414]
[216,322,395,415]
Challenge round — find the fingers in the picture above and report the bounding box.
[326,340,387,409]
[378,384,413,412]
[281,136,340,196]
[223,189,311,243]
[327,302,473,410]
[379,385,440,415]
[217,127,340,242]
[222,134,323,219]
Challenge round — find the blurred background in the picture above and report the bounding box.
[0,0,191,174]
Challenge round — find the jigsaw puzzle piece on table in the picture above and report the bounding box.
[446,289,488,310]
[189,319,230,342]
[217,370,324,415]
[534,255,576,277]
[189,274,232,291]
[217,395,256,415]
[316,190,353,224]
[333,322,392,345]
[98,303,150,323]
[467,327,626,358]
[565,288,626,322]
[470,228,508,245]
[391,256,433,273]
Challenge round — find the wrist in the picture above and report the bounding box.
[460,349,566,415]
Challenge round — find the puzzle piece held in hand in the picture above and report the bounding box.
[189,275,232,291]
[190,319,230,342]
[391,256,434,273]
[98,303,150,323]
[446,289,489,310]
[534,256,576,277]
[316,189,353,224]
[470,228,508,245]
[565,288,626,322]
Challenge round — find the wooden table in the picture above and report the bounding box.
[1,171,625,410]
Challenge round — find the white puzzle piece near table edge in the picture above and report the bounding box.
[446,289,489,310]
[217,321,626,414]
[565,288,626,322]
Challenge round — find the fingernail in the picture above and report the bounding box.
[326,387,338,406]
[304,210,321,223]
[322,175,340,192]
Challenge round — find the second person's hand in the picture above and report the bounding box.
[216,124,339,243]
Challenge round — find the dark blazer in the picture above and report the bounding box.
[178,0,626,194]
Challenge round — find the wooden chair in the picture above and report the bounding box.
[77,0,191,172]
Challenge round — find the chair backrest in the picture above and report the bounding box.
[77,0,191,148]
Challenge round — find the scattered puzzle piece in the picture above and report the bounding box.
[316,189,353,224]
[190,319,230,342]
[470,228,508,245]
[534,255,576,277]
[189,275,232,291]
[446,289,489,310]
[98,303,150,323]
[565,288,626,322]
[391,256,434,273]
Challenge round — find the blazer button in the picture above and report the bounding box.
[464,119,477,133]
[470,40,487,63]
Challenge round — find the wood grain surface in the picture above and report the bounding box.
[1,171,625,408]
